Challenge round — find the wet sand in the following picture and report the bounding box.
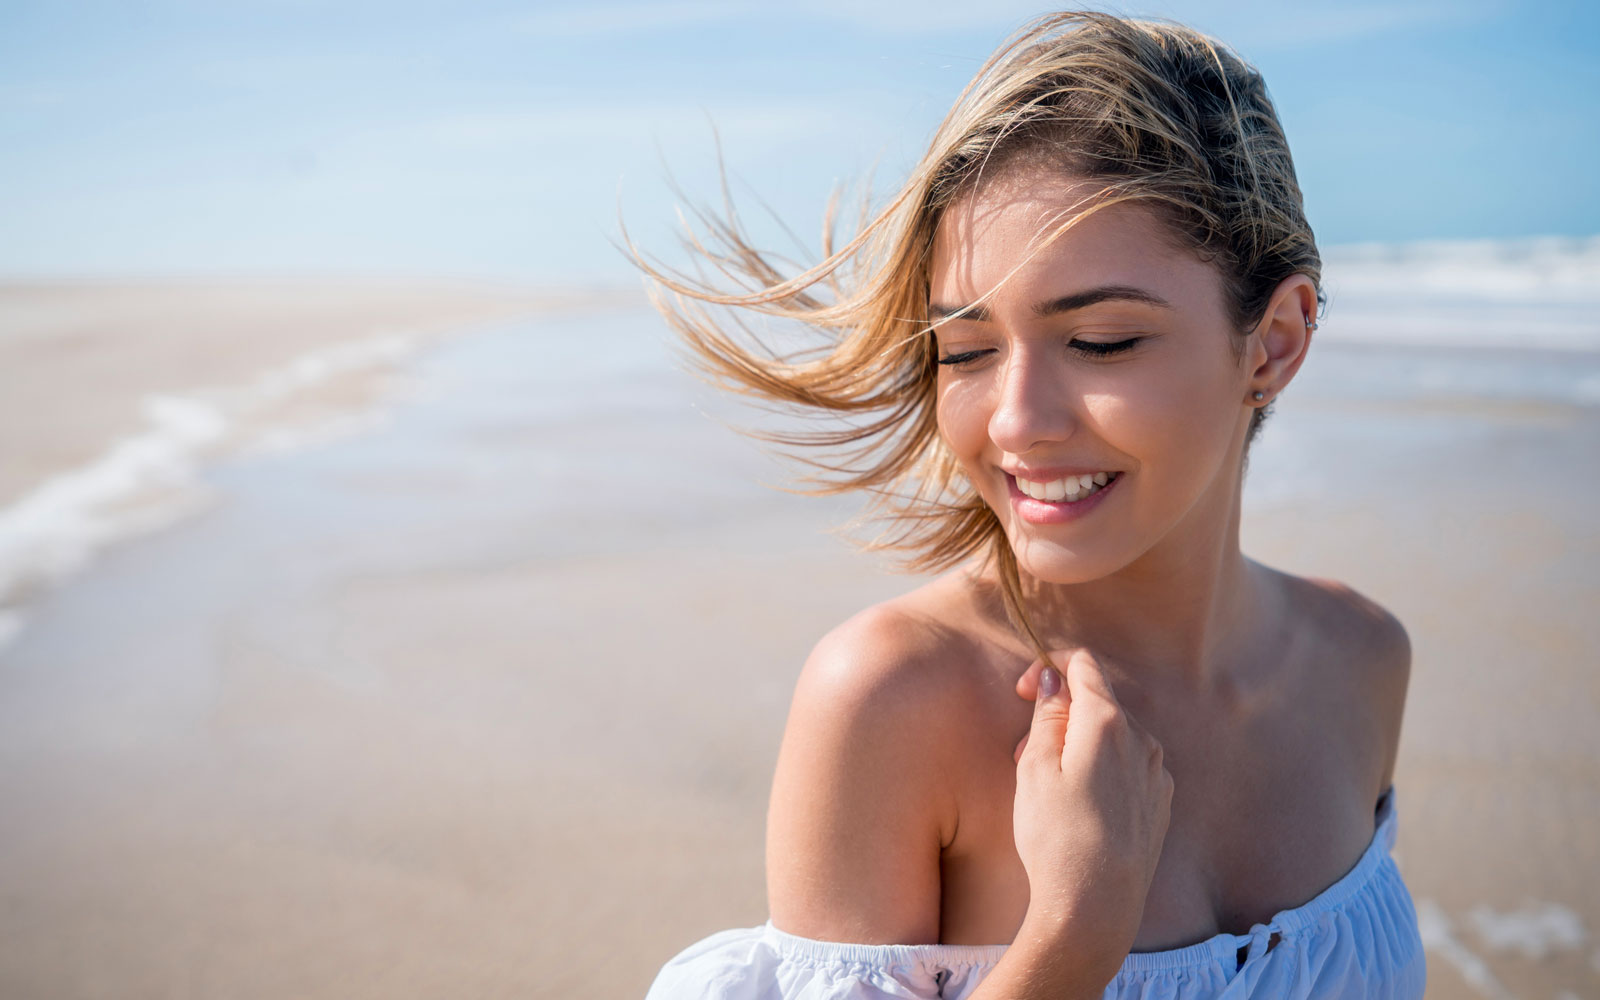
[0,297,1595,999]
[0,280,597,508]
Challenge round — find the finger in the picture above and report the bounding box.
[1015,658,1044,700]
[1019,664,1071,769]
[1064,648,1122,709]
[1014,651,1070,701]
[1015,661,1040,701]
[1013,732,1029,764]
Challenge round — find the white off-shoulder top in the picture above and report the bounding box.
[644,788,1425,1000]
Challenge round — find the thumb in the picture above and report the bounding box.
[1019,660,1072,768]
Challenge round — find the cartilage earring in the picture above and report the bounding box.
[1305,314,1319,331]
[1253,391,1265,401]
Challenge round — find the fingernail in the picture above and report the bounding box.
[1039,665,1060,699]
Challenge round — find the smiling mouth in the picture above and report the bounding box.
[1012,471,1119,503]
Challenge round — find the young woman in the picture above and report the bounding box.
[640,11,1424,999]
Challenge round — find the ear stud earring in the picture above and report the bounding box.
[1253,391,1266,401]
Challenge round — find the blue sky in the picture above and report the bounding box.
[2,1,1595,283]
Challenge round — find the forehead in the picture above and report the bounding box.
[929,169,1221,311]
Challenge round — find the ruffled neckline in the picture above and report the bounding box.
[762,786,1401,977]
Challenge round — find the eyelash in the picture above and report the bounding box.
[936,338,1143,366]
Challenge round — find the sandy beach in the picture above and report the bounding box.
[0,280,597,508]
[0,261,1596,999]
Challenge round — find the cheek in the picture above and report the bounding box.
[934,377,992,461]
[1108,352,1243,469]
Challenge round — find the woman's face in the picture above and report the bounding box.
[930,170,1262,585]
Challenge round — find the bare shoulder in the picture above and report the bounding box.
[1297,574,1412,681]
[1275,569,1413,790]
[798,581,979,708]
[766,573,992,944]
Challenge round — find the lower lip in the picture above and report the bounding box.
[1008,474,1120,524]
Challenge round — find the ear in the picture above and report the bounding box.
[1245,274,1318,406]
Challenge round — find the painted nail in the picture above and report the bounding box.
[1039,665,1060,699]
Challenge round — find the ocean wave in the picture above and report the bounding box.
[0,331,425,653]
[1320,235,1600,350]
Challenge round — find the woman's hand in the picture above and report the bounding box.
[1007,649,1174,985]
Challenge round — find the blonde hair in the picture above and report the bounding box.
[634,10,1323,660]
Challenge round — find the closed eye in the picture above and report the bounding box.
[938,338,1143,367]
[1071,337,1141,357]
[936,349,994,367]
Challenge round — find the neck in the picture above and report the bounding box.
[1014,465,1266,693]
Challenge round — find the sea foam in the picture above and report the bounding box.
[1468,901,1587,960]
[1321,235,1600,351]
[0,330,425,653]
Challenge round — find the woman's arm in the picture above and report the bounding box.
[766,606,957,944]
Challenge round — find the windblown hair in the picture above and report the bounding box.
[633,11,1323,658]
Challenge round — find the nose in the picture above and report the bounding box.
[987,351,1079,455]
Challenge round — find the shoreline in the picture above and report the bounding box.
[0,278,628,509]
[0,279,635,642]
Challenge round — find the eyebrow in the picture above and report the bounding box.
[928,284,1173,323]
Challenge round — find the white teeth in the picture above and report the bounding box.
[1015,471,1117,504]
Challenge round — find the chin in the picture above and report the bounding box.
[1008,533,1130,587]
